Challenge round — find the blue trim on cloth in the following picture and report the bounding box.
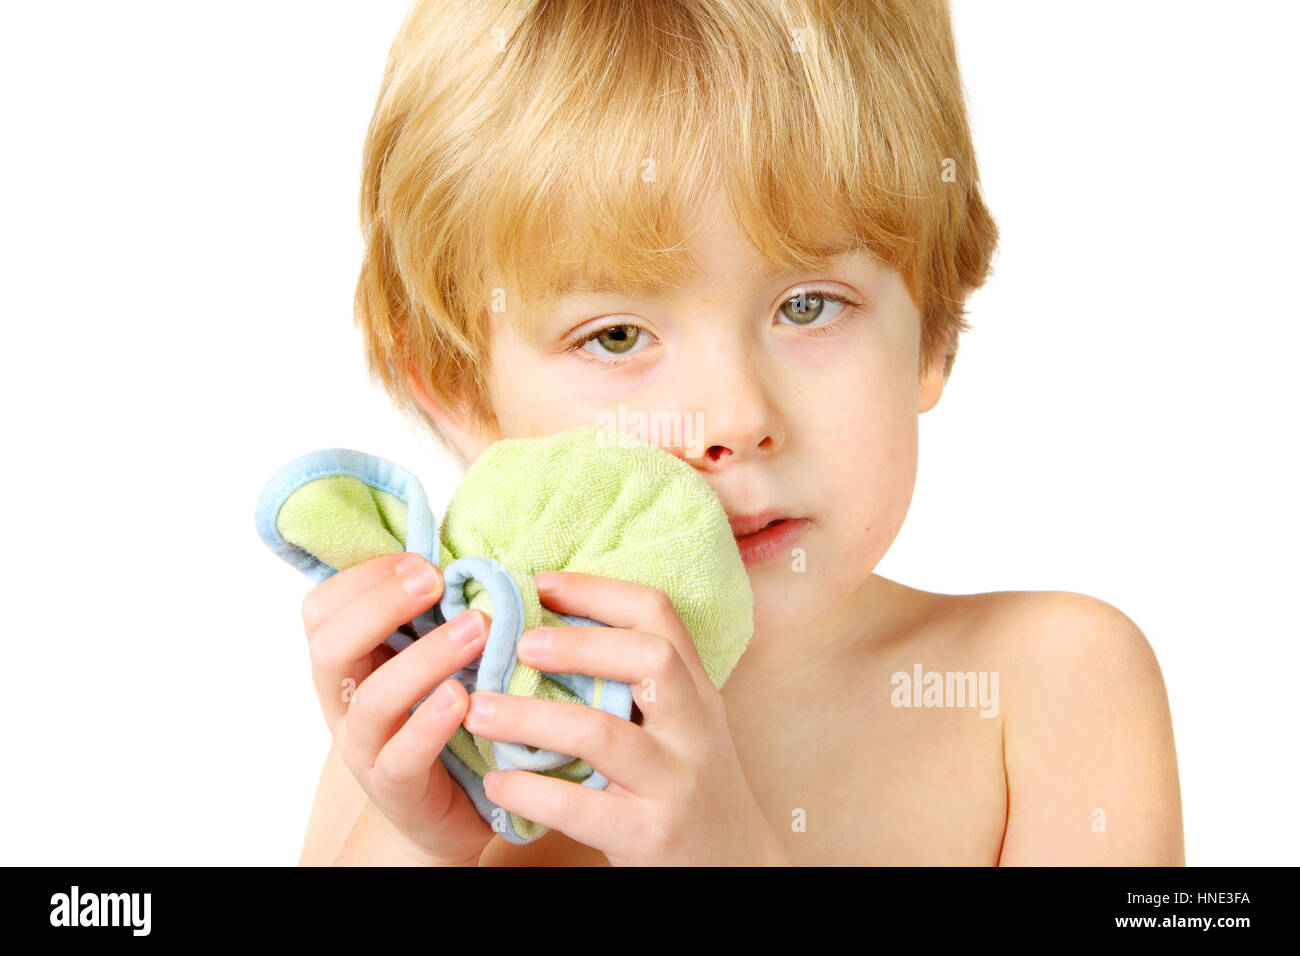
[254,447,634,845]
[253,448,444,650]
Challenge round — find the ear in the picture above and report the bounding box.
[404,366,502,465]
[918,337,949,415]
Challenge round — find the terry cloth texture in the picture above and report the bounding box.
[254,423,753,843]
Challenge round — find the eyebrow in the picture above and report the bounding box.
[556,274,640,297]
[554,244,869,299]
[557,263,849,300]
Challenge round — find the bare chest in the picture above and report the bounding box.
[478,664,1007,866]
[728,675,1008,865]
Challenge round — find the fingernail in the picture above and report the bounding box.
[447,611,486,646]
[429,681,457,713]
[394,554,424,574]
[469,691,498,720]
[534,571,559,590]
[517,629,549,657]
[398,558,439,597]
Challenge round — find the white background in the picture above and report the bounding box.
[1,1,1295,865]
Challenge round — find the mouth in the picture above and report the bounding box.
[728,510,787,537]
[726,510,811,566]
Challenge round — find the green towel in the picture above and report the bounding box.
[438,423,753,838]
[255,422,753,842]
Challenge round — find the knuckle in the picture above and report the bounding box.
[549,776,580,820]
[369,753,407,801]
[644,801,686,856]
[643,587,675,618]
[584,712,622,756]
[301,590,326,636]
[624,807,652,850]
[648,634,678,674]
[346,680,381,724]
[565,625,591,661]
[307,634,339,675]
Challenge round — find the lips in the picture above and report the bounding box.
[728,515,811,566]
[727,509,789,538]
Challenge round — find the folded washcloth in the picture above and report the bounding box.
[253,423,754,844]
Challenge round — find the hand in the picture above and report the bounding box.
[300,551,496,866]
[462,570,790,866]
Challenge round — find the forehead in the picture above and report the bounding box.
[532,177,875,304]
[555,272,643,297]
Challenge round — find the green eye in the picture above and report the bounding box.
[596,326,637,352]
[581,324,649,357]
[779,291,849,326]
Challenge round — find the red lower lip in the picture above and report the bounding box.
[733,518,809,566]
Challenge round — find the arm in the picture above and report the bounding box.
[297,741,368,866]
[997,593,1185,865]
[297,741,484,867]
[335,798,483,866]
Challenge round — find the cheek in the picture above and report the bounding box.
[806,347,920,566]
[486,331,662,439]
[486,338,601,438]
[825,424,917,575]
[491,377,574,437]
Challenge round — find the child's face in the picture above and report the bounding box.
[443,191,945,649]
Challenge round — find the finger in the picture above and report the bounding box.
[534,571,715,700]
[308,554,444,730]
[484,767,643,858]
[370,678,469,810]
[516,625,704,737]
[463,692,659,792]
[344,610,489,760]
[301,552,428,636]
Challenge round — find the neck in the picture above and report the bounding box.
[721,572,907,704]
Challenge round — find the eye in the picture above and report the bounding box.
[576,323,656,360]
[776,289,853,327]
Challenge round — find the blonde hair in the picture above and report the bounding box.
[355,0,998,466]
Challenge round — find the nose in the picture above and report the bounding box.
[675,342,783,472]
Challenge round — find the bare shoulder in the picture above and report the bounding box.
[931,588,1185,864]
[965,589,1159,667]
[932,587,1174,752]
[885,585,1162,681]
[894,584,1155,657]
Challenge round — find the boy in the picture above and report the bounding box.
[296,0,1184,865]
